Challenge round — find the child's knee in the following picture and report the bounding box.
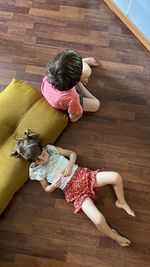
[94,99,100,112]
[81,62,91,82]
[114,172,122,184]
[94,214,106,227]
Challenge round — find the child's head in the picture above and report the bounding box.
[10,129,43,162]
[47,48,83,91]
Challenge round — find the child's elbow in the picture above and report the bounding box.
[45,187,49,192]
[45,185,51,193]
[69,113,82,122]
[70,117,79,122]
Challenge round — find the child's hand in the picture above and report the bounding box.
[62,166,72,177]
[52,173,65,188]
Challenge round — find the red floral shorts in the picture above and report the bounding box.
[64,167,100,214]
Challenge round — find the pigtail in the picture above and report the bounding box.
[9,150,20,158]
[24,129,39,139]
[13,129,39,142]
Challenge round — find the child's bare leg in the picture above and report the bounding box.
[77,82,100,112]
[94,171,135,217]
[81,61,92,85]
[81,58,99,86]
[81,197,131,247]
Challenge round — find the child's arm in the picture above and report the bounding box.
[69,112,82,122]
[56,147,77,176]
[40,178,56,192]
[40,174,64,193]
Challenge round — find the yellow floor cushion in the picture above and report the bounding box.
[0,79,68,214]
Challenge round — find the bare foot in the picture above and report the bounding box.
[115,200,135,217]
[112,229,131,247]
[82,57,100,67]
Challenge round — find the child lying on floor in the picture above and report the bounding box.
[10,129,135,247]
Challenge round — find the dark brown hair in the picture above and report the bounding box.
[47,48,83,91]
[10,129,43,162]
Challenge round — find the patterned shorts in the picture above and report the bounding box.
[63,167,100,214]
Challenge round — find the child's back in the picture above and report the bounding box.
[41,75,83,114]
[41,48,100,122]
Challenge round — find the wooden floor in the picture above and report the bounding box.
[0,1,150,266]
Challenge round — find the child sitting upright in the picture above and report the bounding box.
[41,49,100,122]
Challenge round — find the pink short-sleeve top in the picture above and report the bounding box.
[41,76,83,115]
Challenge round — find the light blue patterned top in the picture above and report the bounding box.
[29,145,78,190]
